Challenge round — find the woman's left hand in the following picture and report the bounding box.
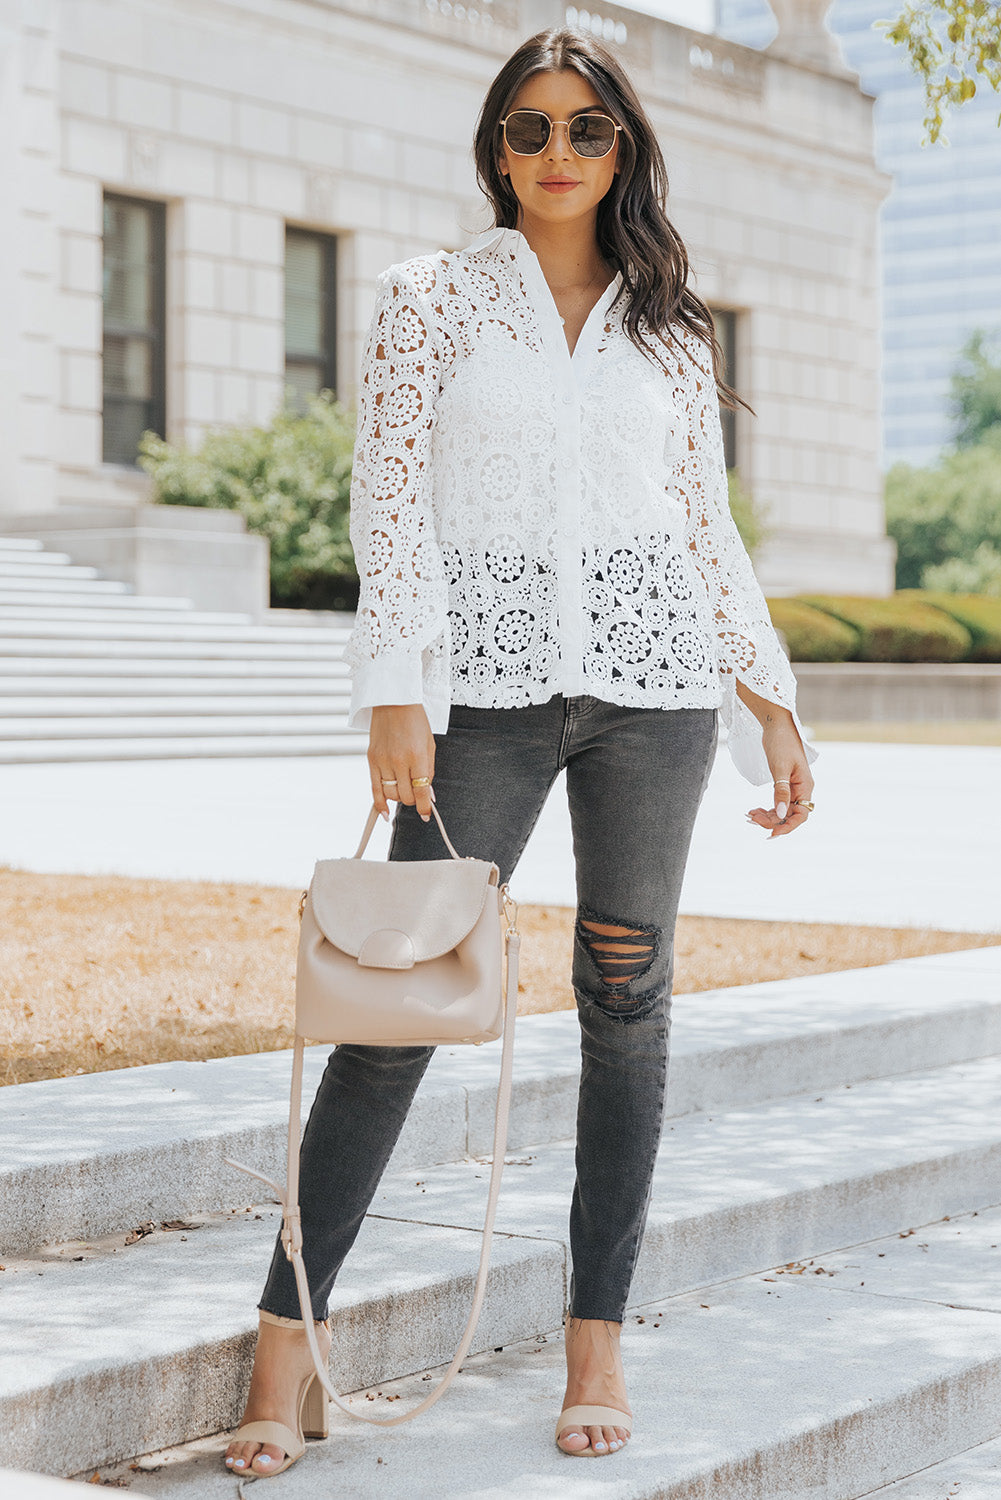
[746,720,815,839]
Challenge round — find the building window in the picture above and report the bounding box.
[284,228,337,409]
[710,307,738,470]
[102,194,166,466]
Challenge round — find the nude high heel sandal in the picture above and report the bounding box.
[555,1405,633,1456]
[225,1310,330,1480]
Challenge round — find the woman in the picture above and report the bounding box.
[225,25,817,1479]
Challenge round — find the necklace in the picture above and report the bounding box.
[551,268,611,326]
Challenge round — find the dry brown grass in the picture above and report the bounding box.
[1,868,996,1087]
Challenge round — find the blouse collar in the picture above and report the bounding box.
[463,226,623,292]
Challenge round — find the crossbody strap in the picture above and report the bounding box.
[227,922,520,1425]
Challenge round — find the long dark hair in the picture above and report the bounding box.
[473,27,751,416]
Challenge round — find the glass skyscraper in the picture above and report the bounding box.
[716,0,1001,468]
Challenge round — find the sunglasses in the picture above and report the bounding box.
[500,108,622,160]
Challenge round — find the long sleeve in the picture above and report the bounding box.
[342,265,451,733]
[677,333,820,787]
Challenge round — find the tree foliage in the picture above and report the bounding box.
[885,330,1001,594]
[950,327,1001,446]
[885,427,1001,593]
[876,0,1001,144]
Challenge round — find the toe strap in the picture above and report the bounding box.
[556,1404,632,1439]
[231,1419,304,1462]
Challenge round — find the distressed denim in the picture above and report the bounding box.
[260,694,718,1324]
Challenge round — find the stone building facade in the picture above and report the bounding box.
[0,0,896,606]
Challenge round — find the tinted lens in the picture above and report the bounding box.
[569,113,617,157]
[504,110,551,155]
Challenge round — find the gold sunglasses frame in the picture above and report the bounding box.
[499,108,623,159]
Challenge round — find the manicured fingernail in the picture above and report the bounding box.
[776,802,788,820]
[421,814,430,822]
[380,809,389,822]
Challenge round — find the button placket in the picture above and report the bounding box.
[554,366,584,695]
[511,235,588,698]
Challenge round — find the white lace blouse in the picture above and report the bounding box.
[343,224,818,787]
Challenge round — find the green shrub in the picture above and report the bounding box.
[796,594,972,662]
[138,391,360,611]
[766,598,860,661]
[902,590,1001,662]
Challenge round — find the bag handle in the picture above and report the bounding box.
[227,892,520,1426]
[353,800,464,862]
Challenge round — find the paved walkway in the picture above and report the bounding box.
[0,741,997,932]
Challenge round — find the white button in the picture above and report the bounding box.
[562,395,573,407]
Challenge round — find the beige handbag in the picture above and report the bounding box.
[227,799,520,1426]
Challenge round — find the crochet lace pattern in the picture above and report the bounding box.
[343,227,817,787]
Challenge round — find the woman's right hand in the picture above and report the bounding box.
[368,704,436,823]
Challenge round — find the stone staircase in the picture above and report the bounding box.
[0,535,364,762]
[3,946,1001,1495]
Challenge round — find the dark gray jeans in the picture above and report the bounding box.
[260,694,718,1324]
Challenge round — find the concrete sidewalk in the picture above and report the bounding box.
[0,741,997,931]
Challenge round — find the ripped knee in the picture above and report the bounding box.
[575,904,661,1019]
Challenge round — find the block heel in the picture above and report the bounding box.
[224,1311,331,1479]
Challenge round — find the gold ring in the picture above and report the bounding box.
[412,776,431,788]
[793,799,815,811]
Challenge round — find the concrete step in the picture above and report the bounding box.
[6,1046,1001,1479]
[0,551,83,568]
[0,639,346,664]
[0,679,350,701]
[0,712,356,740]
[0,566,125,588]
[0,625,349,652]
[3,949,999,1256]
[0,692,350,716]
[0,603,256,625]
[0,731,364,763]
[3,1200,565,1481]
[0,536,46,552]
[0,658,348,680]
[84,1206,1001,1499]
[858,1434,1001,1496]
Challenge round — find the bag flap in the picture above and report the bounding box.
[307,856,498,962]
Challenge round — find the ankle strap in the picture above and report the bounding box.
[259,1308,329,1330]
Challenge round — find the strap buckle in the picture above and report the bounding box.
[500,883,519,938]
[281,1207,303,1261]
